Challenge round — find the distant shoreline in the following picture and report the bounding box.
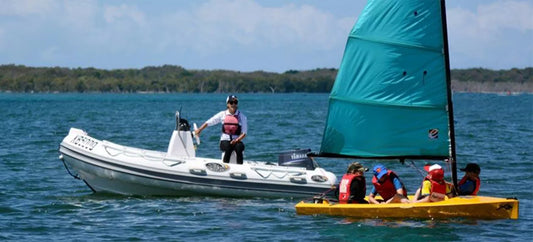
[1,65,531,93]
[451,80,533,94]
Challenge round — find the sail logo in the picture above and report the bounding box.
[428,129,439,139]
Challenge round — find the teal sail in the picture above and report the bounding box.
[320,0,453,159]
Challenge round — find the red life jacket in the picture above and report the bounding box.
[424,176,447,202]
[458,176,480,195]
[339,173,366,204]
[222,113,241,136]
[371,170,407,201]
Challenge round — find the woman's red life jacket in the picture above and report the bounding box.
[339,173,366,204]
[371,170,407,201]
[222,114,241,136]
[458,176,480,195]
[424,176,447,202]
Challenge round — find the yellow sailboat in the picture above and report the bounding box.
[294,0,519,220]
[296,196,518,220]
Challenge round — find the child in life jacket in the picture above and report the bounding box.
[195,95,248,164]
[336,162,369,204]
[368,164,410,204]
[457,163,481,195]
[412,164,453,203]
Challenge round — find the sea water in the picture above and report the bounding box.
[0,93,531,241]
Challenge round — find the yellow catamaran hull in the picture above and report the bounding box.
[295,196,519,220]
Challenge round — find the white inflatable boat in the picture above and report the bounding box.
[58,112,337,198]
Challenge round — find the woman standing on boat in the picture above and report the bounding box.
[194,95,248,164]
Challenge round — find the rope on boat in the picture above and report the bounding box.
[251,167,305,179]
[59,154,97,192]
[59,155,80,180]
[408,159,459,196]
[102,142,187,168]
[103,143,165,162]
[162,159,185,167]
[408,160,427,178]
[304,187,337,203]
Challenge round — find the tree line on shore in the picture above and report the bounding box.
[0,64,531,93]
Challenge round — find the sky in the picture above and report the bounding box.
[0,0,532,72]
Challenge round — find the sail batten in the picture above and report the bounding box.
[320,0,452,160]
[330,95,445,109]
[314,152,449,161]
[349,35,444,54]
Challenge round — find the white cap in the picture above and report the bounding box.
[428,164,442,172]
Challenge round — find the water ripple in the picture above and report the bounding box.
[0,93,531,241]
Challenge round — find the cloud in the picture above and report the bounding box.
[151,0,355,71]
[62,0,98,30]
[0,0,58,16]
[104,4,146,26]
[157,0,352,55]
[2,0,529,71]
[447,0,533,69]
[0,0,355,70]
[476,0,533,32]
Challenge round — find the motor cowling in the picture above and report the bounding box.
[278,149,317,170]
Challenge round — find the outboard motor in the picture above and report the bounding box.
[278,149,317,170]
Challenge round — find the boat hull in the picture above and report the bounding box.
[295,196,519,219]
[59,128,337,198]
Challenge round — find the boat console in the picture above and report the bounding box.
[167,112,197,157]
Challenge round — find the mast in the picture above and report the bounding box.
[440,0,458,188]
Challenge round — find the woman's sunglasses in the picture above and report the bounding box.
[228,100,238,105]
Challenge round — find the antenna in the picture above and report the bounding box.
[175,106,182,130]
